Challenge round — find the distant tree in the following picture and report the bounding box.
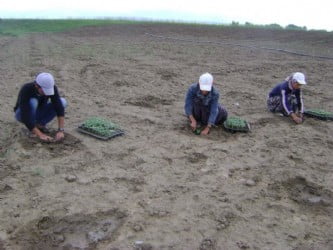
[231,21,239,26]
[245,22,253,27]
[265,23,283,30]
[286,24,307,31]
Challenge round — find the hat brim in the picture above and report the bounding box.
[42,87,54,95]
[199,85,212,91]
[297,80,306,85]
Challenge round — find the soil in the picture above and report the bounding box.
[0,23,333,250]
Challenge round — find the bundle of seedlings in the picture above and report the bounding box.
[223,117,250,133]
[304,109,333,121]
[78,117,124,140]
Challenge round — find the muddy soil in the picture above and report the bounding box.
[0,23,332,249]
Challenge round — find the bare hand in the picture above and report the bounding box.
[55,131,65,141]
[38,133,53,142]
[200,127,210,135]
[190,119,197,131]
[291,113,303,124]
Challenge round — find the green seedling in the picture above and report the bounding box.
[304,109,333,121]
[193,128,202,135]
[223,117,250,132]
[224,117,247,129]
[81,117,120,137]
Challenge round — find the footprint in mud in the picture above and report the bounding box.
[251,117,272,129]
[114,176,145,192]
[186,152,208,164]
[125,95,173,108]
[113,79,132,87]
[79,63,99,77]
[269,176,333,211]
[19,130,85,157]
[156,69,178,81]
[199,238,216,250]
[12,209,127,250]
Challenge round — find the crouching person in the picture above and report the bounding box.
[14,72,67,142]
[267,72,306,124]
[184,73,228,135]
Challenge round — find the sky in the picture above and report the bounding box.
[1,0,333,31]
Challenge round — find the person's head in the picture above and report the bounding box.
[291,72,306,89]
[199,73,213,95]
[35,72,55,96]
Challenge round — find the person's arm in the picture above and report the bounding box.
[50,86,66,141]
[32,127,53,141]
[290,112,302,124]
[51,86,65,117]
[55,116,65,141]
[295,89,304,114]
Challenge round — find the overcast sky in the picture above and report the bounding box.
[1,0,333,31]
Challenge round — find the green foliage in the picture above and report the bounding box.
[223,117,250,132]
[224,117,247,129]
[304,109,333,120]
[0,19,140,36]
[193,128,202,135]
[285,24,307,31]
[81,117,120,137]
[0,18,327,37]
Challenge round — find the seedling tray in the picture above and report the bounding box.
[77,117,124,140]
[77,126,124,140]
[304,109,333,121]
[223,117,250,133]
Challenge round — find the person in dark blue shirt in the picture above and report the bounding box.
[14,72,67,141]
[184,73,228,135]
[267,72,306,124]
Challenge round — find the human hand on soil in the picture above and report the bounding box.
[38,133,54,142]
[55,131,65,141]
[189,116,197,131]
[290,113,303,124]
[200,126,210,135]
[32,127,53,141]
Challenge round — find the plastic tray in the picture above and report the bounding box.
[77,126,124,140]
[304,109,333,121]
[223,118,251,133]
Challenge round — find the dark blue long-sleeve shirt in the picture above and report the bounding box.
[268,81,304,115]
[184,83,220,125]
[14,82,64,130]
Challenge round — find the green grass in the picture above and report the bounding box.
[0,19,141,36]
[0,18,329,37]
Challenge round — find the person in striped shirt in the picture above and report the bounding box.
[267,72,306,124]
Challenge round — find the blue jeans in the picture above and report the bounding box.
[192,103,228,126]
[15,97,67,127]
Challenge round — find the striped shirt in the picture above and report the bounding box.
[268,81,304,115]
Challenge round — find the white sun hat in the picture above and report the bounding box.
[36,72,55,95]
[199,73,213,91]
[292,72,306,85]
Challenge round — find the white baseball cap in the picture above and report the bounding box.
[292,72,306,85]
[199,73,213,91]
[36,72,55,95]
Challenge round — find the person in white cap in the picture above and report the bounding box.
[14,72,67,141]
[267,72,306,124]
[184,73,228,135]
